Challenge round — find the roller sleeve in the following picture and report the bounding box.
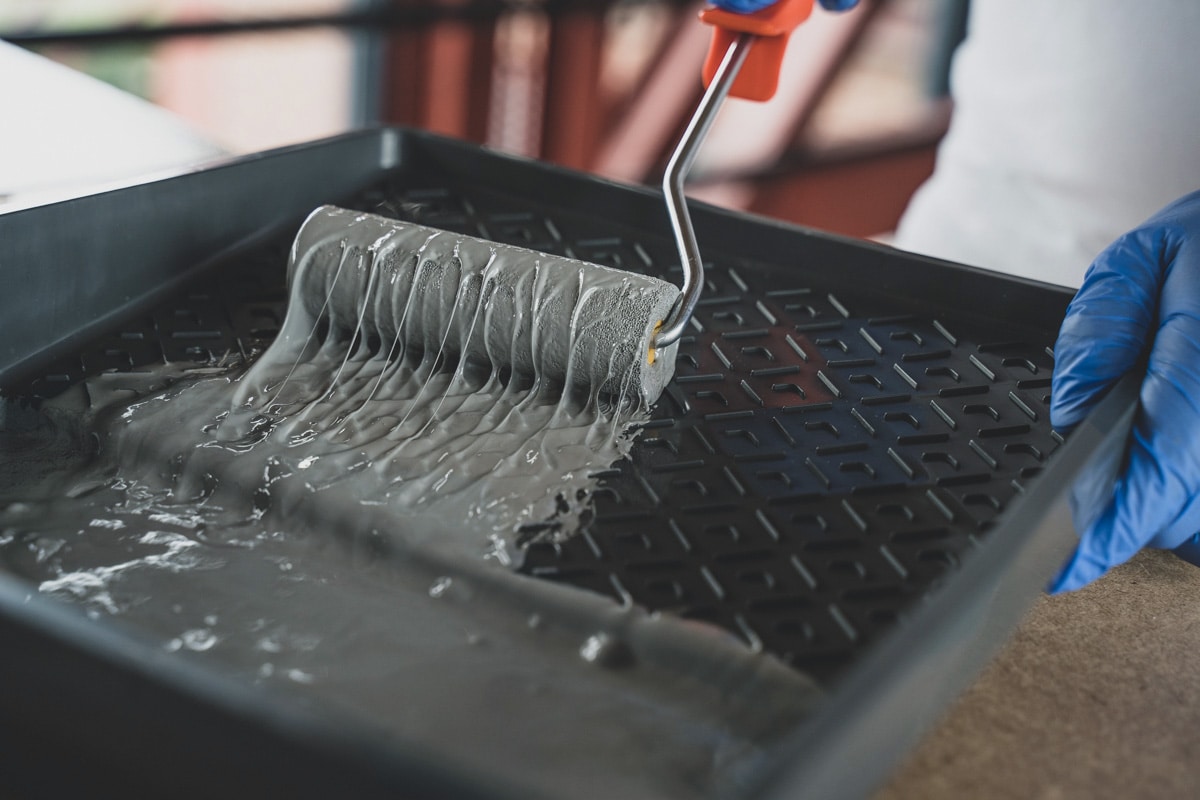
[283,206,681,406]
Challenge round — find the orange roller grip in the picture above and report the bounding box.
[699,0,815,102]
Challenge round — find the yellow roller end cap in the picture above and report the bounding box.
[648,321,663,365]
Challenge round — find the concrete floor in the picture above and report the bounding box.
[877,548,1200,799]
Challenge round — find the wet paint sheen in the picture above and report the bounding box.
[0,210,821,799]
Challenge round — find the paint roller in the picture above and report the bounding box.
[272,205,681,407]
[263,0,819,409]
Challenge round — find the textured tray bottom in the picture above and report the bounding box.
[2,169,1063,688]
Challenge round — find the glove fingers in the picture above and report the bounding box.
[1052,314,1200,591]
[1052,434,1200,591]
[1050,232,1162,432]
[1050,191,1200,591]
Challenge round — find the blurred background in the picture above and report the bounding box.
[0,0,967,237]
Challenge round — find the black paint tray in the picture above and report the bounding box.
[0,129,1135,798]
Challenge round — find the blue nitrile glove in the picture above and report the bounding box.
[710,0,859,16]
[1050,190,1200,591]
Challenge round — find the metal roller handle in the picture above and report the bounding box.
[654,33,752,349]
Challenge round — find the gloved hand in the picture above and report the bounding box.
[1050,190,1200,591]
[710,0,858,16]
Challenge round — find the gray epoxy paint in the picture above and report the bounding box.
[0,211,821,798]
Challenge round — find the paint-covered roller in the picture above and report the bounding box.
[276,205,680,406]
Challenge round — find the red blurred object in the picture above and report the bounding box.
[699,0,815,101]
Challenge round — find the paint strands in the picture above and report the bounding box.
[104,206,681,561]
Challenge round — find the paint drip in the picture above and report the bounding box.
[100,206,681,563]
[0,209,821,799]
